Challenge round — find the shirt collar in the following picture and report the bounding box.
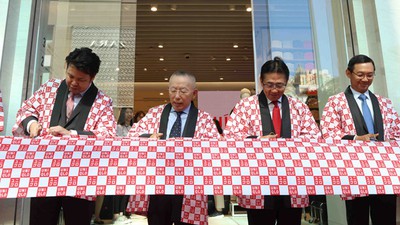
[171,104,191,115]
[350,86,370,100]
[267,96,282,105]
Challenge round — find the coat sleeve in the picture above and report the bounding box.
[382,98,400,140]
[320,96,347,140]
[224,100,254,139]
[12,82,48,137]
[195,111,221,139]
[88,97,116,137]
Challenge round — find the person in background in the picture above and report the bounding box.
[127,70,220,225]
[116,107,134,136]
[0,90,4,132]
[133,110,145,123]
[12,47,116,225]
[240,88,251,99]
[224,57,320,225]
[320,54,400,225]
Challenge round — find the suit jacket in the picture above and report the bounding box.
[320,86,400,200]
[224,93,321,209]
[127,103,220,225]
[0,91,4,132]
[12,79,116,137]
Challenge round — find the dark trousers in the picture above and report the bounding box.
[30,197,94,225]
[147,195,192,225]
[346,195,396,225]
[113,195,130,214]
[247,207,302,225]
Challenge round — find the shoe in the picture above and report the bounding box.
[209,211,224,218]
[113,215,130,224]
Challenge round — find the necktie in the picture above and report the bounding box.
[358,94,374,134]
[66,93,75,120]
[169,111,183,138]
[272,101,281,137]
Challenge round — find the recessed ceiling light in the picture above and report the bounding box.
[158,44,164,48]
[160,92,164,96]
[151,5,158,12]
[163,68,168,71]
[220,77,224,81]
[229,5,235,11]
[159,57,164,61]
[144,68,148,71]
[164,77,168,81]
[171,4,177,11]
[210,56,216,61]
[246,6,252,12]
[226,57,231,61]
[233,44,239,48]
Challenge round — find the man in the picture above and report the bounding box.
[224,57,321,225]
[13,47,116,225]
[0,90,3,132]
[320,54,400,225]
[128,70,220,225]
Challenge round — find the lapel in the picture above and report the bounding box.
[159,102,198,139]
[50,80,68,127]
[258,92,291,138]
[344,86,384,141]
[65,83,98,129]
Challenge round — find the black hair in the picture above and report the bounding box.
[260,57,289,81]
[347,54,376,72]
[65,47,101,78]
[133,110,146,123]
[117,107,133,126]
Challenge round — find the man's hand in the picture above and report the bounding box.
[48,125,71,136]
[150,133,163,139]
[260,134,278,139]
[355,133,379,141]
[29,122,42,138]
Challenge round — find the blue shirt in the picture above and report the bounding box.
[166,105,191,138]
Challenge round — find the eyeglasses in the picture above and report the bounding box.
[352,72,375,80]
[262,82,286,89]
[168,88,191,95]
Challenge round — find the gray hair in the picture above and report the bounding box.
[169,70,197,89]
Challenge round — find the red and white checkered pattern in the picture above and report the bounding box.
[321,92,400,200]
[321,92,400,141]
[12,79,116,137]
[224,95,321,140]
[0,91,4,132]
[1,136,400,199]
[127,105,220,224]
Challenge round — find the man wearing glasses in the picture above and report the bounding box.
[224,57,320,225]
[320,54,400,225]
[127,70,221,225]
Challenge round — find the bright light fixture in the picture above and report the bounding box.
[159,57,164,61]
[246,6,252,12]
[151,5,158,12]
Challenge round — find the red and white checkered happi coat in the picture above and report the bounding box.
[320,92,400,200]
[12,79,116,138]
[0,91,4,132]
[224,95,321,209]
[127,104,220,225]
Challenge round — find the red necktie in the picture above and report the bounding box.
[66,94,75,120]
[272,101,281,137]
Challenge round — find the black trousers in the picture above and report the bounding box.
[346,195,396,225]
[247,196,302,225]
[147,195,192,225]
[113,195,130,214]
[30,197,94,225]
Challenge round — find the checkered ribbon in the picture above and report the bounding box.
[1,136,400,198]
[0,91,3,132]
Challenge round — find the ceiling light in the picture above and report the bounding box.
[144,68,147,71]
[220,77,224,81]
[229,5,236,11]
[226,57,231,61]
[164,77,168,81]
[171,4,177,11]
[246,5,252,12]
[159,92,164,96]
[163,68,168,71]
[159,57,164,61]
[233,44,239,48]
[115,67,120,71]
[210,56,216,61]
[158,44,164,48]
[151,5,158,12]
